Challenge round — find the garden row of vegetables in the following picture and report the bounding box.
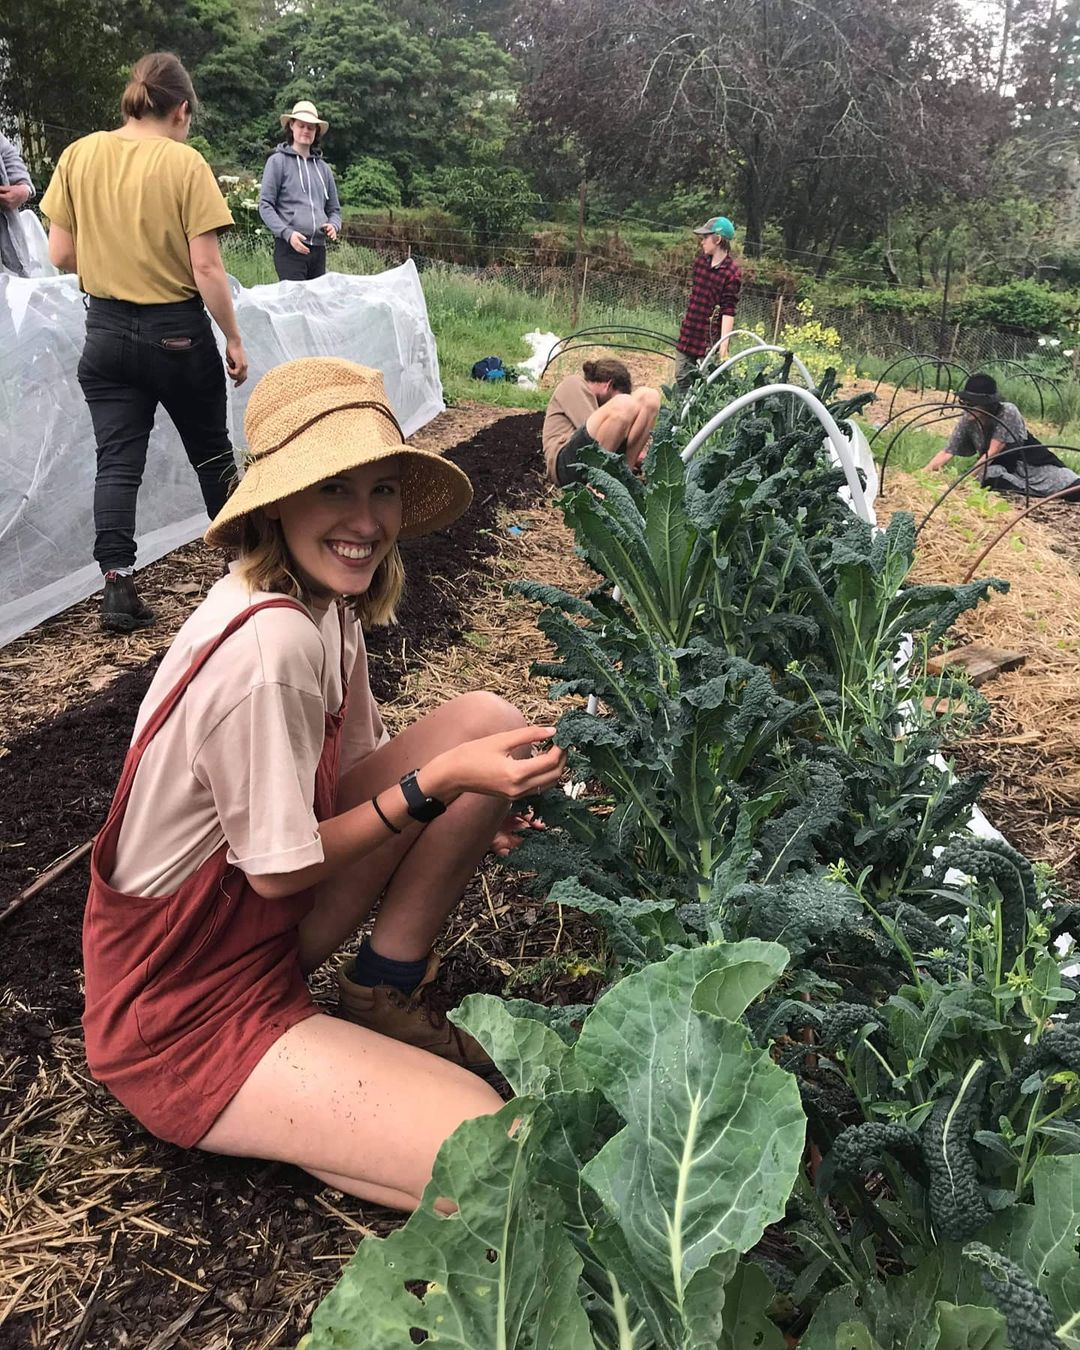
[304,362,1080,1349]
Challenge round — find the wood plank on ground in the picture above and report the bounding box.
[926,644,1027,687]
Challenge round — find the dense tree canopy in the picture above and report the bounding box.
[1,0,1077,280]
[514,0,1017,258]
[0,0,515,189]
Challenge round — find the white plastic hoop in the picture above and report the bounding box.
[699,330,770,369]
[704,345,816,391]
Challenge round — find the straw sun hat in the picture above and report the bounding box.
[280,99,329,133]
[204,358,473,548]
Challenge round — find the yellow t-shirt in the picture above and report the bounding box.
[40,131,234,304]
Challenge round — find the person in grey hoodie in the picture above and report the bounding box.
[259,100,342,282]
[0,130,35,277]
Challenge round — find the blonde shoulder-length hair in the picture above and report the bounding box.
[232,508,403,626]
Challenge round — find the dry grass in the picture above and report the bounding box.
[881,470,1080,872]
[540,344,674,394]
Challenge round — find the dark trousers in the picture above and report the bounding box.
[77,296,234,572]
[273,238,328,282]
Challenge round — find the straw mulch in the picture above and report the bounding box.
[0,402,525,755]
[540,344,674,394]
[880,471,1080,880]
[0,465,600,1347]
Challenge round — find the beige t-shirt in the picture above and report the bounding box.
[110,571,387,897]
[40,131,234,303]
[542,374,599,480]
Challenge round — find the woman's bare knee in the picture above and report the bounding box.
[449,690,526,741]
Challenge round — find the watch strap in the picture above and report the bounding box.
[399,768,446,822]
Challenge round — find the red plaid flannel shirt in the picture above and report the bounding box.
[676,253,742,358]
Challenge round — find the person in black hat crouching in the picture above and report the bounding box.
[926,373,1080,501]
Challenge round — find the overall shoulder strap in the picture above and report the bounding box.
[132,599,312,753]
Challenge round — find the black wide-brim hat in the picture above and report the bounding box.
[957,373,999,409]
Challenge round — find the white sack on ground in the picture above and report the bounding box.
[0,260,443,649]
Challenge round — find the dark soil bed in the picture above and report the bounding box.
[0,412,585,1350]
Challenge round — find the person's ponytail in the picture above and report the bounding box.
[120,53,198,122]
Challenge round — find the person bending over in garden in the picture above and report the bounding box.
[82,356,566,1211]
[259,99,342,283]
[542,357,662,486]
[925,372,1080,501]
[674,215,742,391]
[41,52,247,635]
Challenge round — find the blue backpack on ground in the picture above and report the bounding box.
[471,355,506,382]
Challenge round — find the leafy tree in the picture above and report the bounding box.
[337,155,403,209]
[188,1,516,188]
[0,0,151,178]
[423,165,539,245]
[515,0,1010,259]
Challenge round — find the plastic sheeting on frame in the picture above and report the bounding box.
[0,260,444,649]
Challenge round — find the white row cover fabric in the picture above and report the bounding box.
[0,261,444,648]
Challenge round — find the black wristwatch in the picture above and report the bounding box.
[399,769,447,823]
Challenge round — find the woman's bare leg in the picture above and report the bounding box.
[297,691,526,973]
[197,1013,503,1208]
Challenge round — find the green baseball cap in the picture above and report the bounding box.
[693,215,735,240]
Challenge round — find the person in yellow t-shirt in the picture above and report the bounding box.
[40,52,249,634]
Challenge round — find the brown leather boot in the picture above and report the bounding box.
[336,954,493,1070]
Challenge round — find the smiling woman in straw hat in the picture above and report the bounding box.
[259,98,342,282]
[81,357,567,1209]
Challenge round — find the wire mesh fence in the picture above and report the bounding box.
[225,231,1071,375]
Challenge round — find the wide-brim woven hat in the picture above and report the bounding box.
[280,99,329,133]
[205,358,472,548]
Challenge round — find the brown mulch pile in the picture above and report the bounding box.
[0,409,601,1349]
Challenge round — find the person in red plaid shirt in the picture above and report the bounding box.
[674,215,741,390]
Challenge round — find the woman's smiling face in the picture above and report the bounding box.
[266,458,403,608]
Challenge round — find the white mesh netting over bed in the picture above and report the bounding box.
[0,259,444,648]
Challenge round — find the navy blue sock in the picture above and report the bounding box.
[348,937,428,993]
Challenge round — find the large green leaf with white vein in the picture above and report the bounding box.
[304,1102,593,1349]
[993,1152,1080,1342]
[450,992,588,1097]
[575,945,805,1347]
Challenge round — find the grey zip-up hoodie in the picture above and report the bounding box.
[259,144,342,248]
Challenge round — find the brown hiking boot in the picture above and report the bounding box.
[336,954,493,1070]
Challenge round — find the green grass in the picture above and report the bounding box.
[853,350,1080,433]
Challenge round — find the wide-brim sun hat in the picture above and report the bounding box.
[205,358,472,548]
[280,99,329,133]
[693,215,736,240]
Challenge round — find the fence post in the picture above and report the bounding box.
[771,291,784,344]
[936,249,953,387]
[570,178,586,329]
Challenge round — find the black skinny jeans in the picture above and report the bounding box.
[273,237,328,282]
[77,296,234,572]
